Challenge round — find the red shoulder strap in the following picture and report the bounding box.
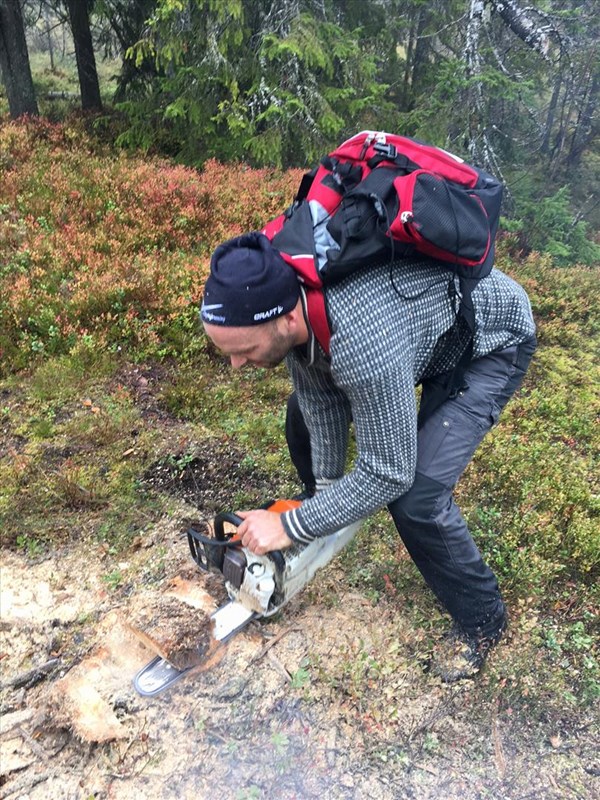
[278,252,330,356]
[303,285,330,356]
[262,216,331,355]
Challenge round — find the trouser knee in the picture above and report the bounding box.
[388,472,444,528]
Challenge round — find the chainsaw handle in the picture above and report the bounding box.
[214,511,286,573]
[188,512,244,573]
[214,512,244,541]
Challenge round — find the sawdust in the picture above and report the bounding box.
[44,612,151,743]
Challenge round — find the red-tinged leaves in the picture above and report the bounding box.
[0,118,302,367]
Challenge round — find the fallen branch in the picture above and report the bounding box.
[0,658,59,691]
[0,709,34,736]
[267,650,292,682]
[17,726,50,763]
[493,717,507,778]
[414,762,438,776]
[44,91,79,100]
[0,770,53,800]
[246,625,302,668]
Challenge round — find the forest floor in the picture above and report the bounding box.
[1,370,598,800]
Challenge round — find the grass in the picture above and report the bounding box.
[20,40,120,113]
[0,118,598,731]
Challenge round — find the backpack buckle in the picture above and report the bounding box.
[373,142,397,160]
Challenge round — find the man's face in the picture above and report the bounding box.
[204,318,295,369]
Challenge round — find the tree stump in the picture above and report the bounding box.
[125,594,216,670]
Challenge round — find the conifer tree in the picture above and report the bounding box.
[0,0,39,117]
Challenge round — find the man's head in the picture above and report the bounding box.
[201,232,307,369]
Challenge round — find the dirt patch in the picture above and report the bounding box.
[142,442,274,513]
[111,363,175,423]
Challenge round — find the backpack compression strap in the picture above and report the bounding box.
[301,285,331,355]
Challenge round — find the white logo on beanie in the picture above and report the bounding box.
[254,305,284,321]
[202,310,226,323]
[201,301,227,323]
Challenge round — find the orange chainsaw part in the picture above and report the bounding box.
[226,500,301,541]
[267,499,302,514]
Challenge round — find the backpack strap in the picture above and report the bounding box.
[303,285,331,356]
[367,141,419,174]
[295,167,318,203]
[263,206,332,356]
[321,156,363,192]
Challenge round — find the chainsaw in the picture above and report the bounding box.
[133,499,362,695]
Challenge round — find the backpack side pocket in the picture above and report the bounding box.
[388,171,491,266]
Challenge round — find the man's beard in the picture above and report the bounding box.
[260,325,293,368]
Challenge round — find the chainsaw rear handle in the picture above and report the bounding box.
[214,512,244,541]
[214,511,286,573]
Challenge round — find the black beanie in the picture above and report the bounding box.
[201,232,300,327]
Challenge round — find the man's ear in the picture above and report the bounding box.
[281,298,308,342]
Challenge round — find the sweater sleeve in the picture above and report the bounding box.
[281,362,418,543]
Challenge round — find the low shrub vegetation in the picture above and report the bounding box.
[1,118,598,712]
[0,117,302,372]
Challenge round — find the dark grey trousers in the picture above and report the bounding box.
[388,337,537,636]
[286,337,537,637]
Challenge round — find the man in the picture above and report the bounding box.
[201,231,536,681]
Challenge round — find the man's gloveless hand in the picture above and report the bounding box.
[236,510,293,555]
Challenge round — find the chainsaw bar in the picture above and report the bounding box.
[133,656,191,696]
[133,601,256,696]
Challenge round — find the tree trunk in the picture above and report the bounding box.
[541,71,562,155]
[0,0,39,118]
[488,0,550,60]
[567,66,598,170]
[44,6,55,72]
[64,0,102,111]
[464,0,485,161]
[411,8,433,97]
[402,17,417,108]
[106,0,159,105]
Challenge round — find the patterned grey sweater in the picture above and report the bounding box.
[281,258,536,544]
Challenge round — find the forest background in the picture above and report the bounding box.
[1,0,599,264]
[0,2,598,798]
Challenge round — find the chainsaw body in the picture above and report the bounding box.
[188,500,362,628]
[134,499,362,695]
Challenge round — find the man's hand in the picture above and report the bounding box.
[236,510,293,555]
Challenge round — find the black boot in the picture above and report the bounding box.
[430,615,508,682]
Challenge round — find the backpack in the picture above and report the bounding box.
[262,130,503,423]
